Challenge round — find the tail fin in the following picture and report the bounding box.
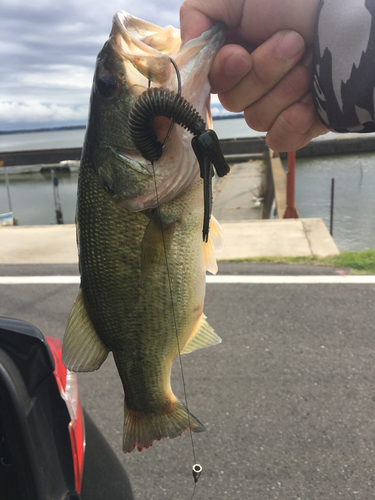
[122,399,205,453]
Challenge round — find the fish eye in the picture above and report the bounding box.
[96,73,118,99]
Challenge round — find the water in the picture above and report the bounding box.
[213,116,265,140]
[0,128,86,152]
[1,124,375,251]
[0,117,255,153]
[0,171,78,225]
[293,153,375,251]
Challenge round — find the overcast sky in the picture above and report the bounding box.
[0,0,227,132]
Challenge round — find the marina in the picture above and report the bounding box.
[1,120,375,252]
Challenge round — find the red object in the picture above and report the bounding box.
[283,151,299,218]
[47,337,85,494]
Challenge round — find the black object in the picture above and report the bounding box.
[330,178,335,236]
[129,86,230,242]
[0,317,133,500]
[51,170,64,224]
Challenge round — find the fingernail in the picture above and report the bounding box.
[276,31,305,61]
[224,52,251,77]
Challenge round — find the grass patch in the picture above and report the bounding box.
[219,249,375,274]
[324,250,375,274]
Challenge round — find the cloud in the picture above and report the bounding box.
[0,102,88,123]
[21,65,93,90]
[0,0,183,130]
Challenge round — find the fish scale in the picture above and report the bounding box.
[79,165,146,344]
[62,11,226,453]
[78,158,209,443]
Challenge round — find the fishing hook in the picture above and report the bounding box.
[129,57,230,242]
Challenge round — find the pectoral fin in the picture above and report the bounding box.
[62,288,110,372]
[181,314,221,354]
[141,210,175,273]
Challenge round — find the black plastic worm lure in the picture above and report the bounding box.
[129,86,230,242]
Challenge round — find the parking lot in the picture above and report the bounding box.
[2,262,375,499]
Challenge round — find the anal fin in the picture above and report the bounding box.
[181,314,221,355]
[62,288,109,372]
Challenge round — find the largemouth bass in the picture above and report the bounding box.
[62,11,226,453]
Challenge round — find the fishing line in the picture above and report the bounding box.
[190,482,197,500]
[161,57,181,149]
[131,56,229,495]
[150,62,196,467]
[129,57,230,242]
[145,57,181,151]
[150,160,201,497]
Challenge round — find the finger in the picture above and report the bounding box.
[181,0,319,46]
[266,96,329,152]
[180,0,245,45]
[224,30,256,53]
[180,4,213,46]
[218,30,305,113]
[244,63,311,132]
[209,44,253,94]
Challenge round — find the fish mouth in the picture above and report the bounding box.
[110,11,226,102]
[107,12,226,211]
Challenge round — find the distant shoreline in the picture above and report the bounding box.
[0,113,245,135]
[0,125,87,135]
[212,113,244,121]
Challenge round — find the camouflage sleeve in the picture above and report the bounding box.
[312,0,375,133]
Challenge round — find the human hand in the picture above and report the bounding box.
[180,0,328,152]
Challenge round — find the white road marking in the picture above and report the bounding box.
[0,276,80,284]
[206,275,375,284]
[1,275,375,285]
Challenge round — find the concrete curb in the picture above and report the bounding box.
[0,225,77,264]
[0,218,339,265]
[217,218,339,260]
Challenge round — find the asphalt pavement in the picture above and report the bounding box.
[1,261,375,500]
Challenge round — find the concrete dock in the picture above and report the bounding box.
[0,159,339,265]
[0,217,339,265]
